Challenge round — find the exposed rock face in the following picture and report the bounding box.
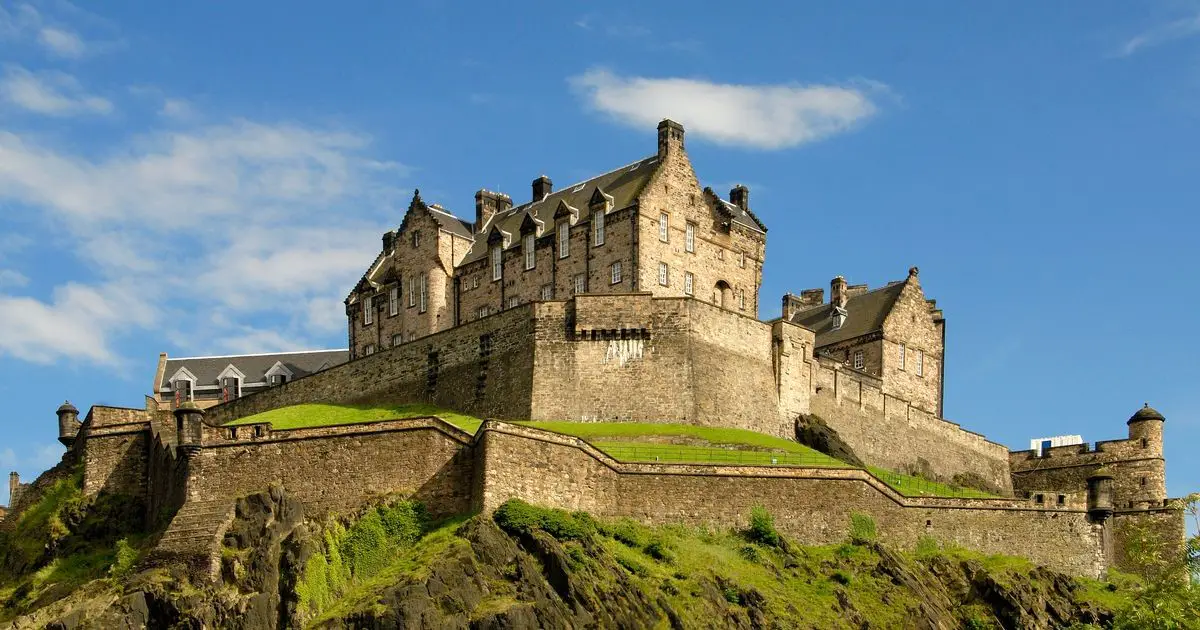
[794,414,865,467]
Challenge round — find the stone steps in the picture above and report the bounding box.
[144,499,234,580]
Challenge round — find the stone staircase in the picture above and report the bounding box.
[144,499,235,581]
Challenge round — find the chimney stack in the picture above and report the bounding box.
[831,276,848,309]
[532,175,553,202]
[730,185,750,211]
[382,230,396,253]
[8,472,20,508]
[474,189,512,234]
[657,119,685,158]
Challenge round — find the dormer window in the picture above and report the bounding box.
[264,361,294,387]
[491,245,503,281]
[221,376,241,401]
[363,295,374,325]
[557,222,570,258]
[173,379,193,403]
[524,233,536,270]
[831,306,847,330]
[270,374,288,386]
[593,210,605,246]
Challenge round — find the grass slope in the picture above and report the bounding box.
[227,403,483,434]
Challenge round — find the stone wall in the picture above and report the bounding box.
[880,275,944,415]
[810,358,1012,493]
[80,407,153,498]
[1109,508,1187,575]
[1010,434,1167,509]
[474,422,1106,577]
[146,425,187,528]
[206,304,538,424]
[184,418,474,517]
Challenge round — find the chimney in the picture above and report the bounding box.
[730,185,750,211]
[532,175,553,202]
[8,472,19,507]
[831,276,848,309]
[474,190,513,234]
[657,119,685,158]
[382,230,396,253]
[782,290,825,320]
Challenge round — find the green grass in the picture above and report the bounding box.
[867,466,998,499]
[514,420,822,452]
[226,403,483,434]
[586,440,847,468]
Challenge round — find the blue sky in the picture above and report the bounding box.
[0,1,1197,511]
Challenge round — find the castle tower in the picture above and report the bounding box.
[175,402,205,454]
[7,472,19,508]
[1126,403,1167,504]
[56,401,81,447]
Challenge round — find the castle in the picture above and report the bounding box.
[1,120,1183,581]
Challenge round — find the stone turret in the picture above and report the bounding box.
[1087,467,1114,522]
[175,402,205,454]
[56,400,81,447]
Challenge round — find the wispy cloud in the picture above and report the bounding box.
[0,269,29,288]
[0,65,112,116]
[0,111,405,365]
[574,14,699,54]
[1117,12,1200,57]
[569,68,885,150]
[37,26,85,58]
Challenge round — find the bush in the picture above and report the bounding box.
[746,506,781,548]
[831,569,852,585]
[108,538,138,578]
[611,519,647,548]
[723,586,741,604]
[738,544,761,563]
[493,499,592,541]
[849,513,877,545]
[616,555,649,577]
[644,540,674,563]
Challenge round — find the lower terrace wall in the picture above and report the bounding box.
[183,418,475,517]
[811,358,1013,494]
[475,422,1104,577]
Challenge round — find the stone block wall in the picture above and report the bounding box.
[811,358,1012,493]
[184,418,474,517]
[474,422,1107,577]
[80,407,153,499]
[1010,434,1167,509]
[206,304,538,425]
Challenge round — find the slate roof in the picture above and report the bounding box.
[428,205,474,239]
[160,349,348,390]
[715,197,767,234]
[790,281,907,348]
[459,155,663,264]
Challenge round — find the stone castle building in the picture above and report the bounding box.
[1,120,1183,583]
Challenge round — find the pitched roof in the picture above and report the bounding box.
[159,349,348,389]
[716,197,767,234]
[790,281,906,347]
[460,155,662,264]
[428,205,474,239]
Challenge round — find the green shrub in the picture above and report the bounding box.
[831,569,852,585]
[611,519,647,548]
[644,540,674,563]
[746,506,781,548]
[849,513,877,545]
[738,544,761,563]
[493,499,592,541]
[723,586,741,604]
[616,555,649,577]
[963,613,994,630]
[108,538,138,578]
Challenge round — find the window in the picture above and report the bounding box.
[592,210,605,246]
[507,296,519,309]
[658,262,669,286]
[685,222,695,252]
[853,350,864,370]
[364,343,376,356]
[412,231,420,248]
[573,273,586,295]
[173,379,193,402]
[523,233,535,270]
[418,275,428,313]
[389,286,399,316]
[477,306,489,320]
[409,277,416,307]
[557,222,569,258]
[541,284,553,301]
[916,351,924,377]
[270,374,287,386]
[898,344,906,371]
[739,289,746,310]
[491,245,503,281]
[363,295,374,325]
[392,333,403,347]
[739,250,745,268]
[684,272,694,295]
[221,376,240,401]
[611,261,622,284]
[408,332,416,342]
[471,276,480,289]
[659,212,669,242]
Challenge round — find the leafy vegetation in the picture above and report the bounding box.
[227,402,483,434]
[849,513,877,544]
[745,506,782,548]
[296,499,431,619]
[1106,493,1200,630]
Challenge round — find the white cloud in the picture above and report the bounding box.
[569,68,883,150]
[37,26,85,58]
[160,97,194,120]
[0,65,112,116]
[0,282,156,365]
[0,269,29,288]
[0,114,405,364]
[1117,13,1200,57]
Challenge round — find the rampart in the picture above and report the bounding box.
[1010,437,1166,509]
[810,357,1013,493]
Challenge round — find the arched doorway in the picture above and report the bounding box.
[714,280,732,309]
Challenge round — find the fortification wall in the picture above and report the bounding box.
[528,297,799,438]
[182,418,474,517]
[810,358,1012,493]
[1010,438,1167,509]
[206,305,538,425]
[1110,509,1187,575]
[146,426,187,528]
[80,407,153,498]
[475,422,1105,577]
